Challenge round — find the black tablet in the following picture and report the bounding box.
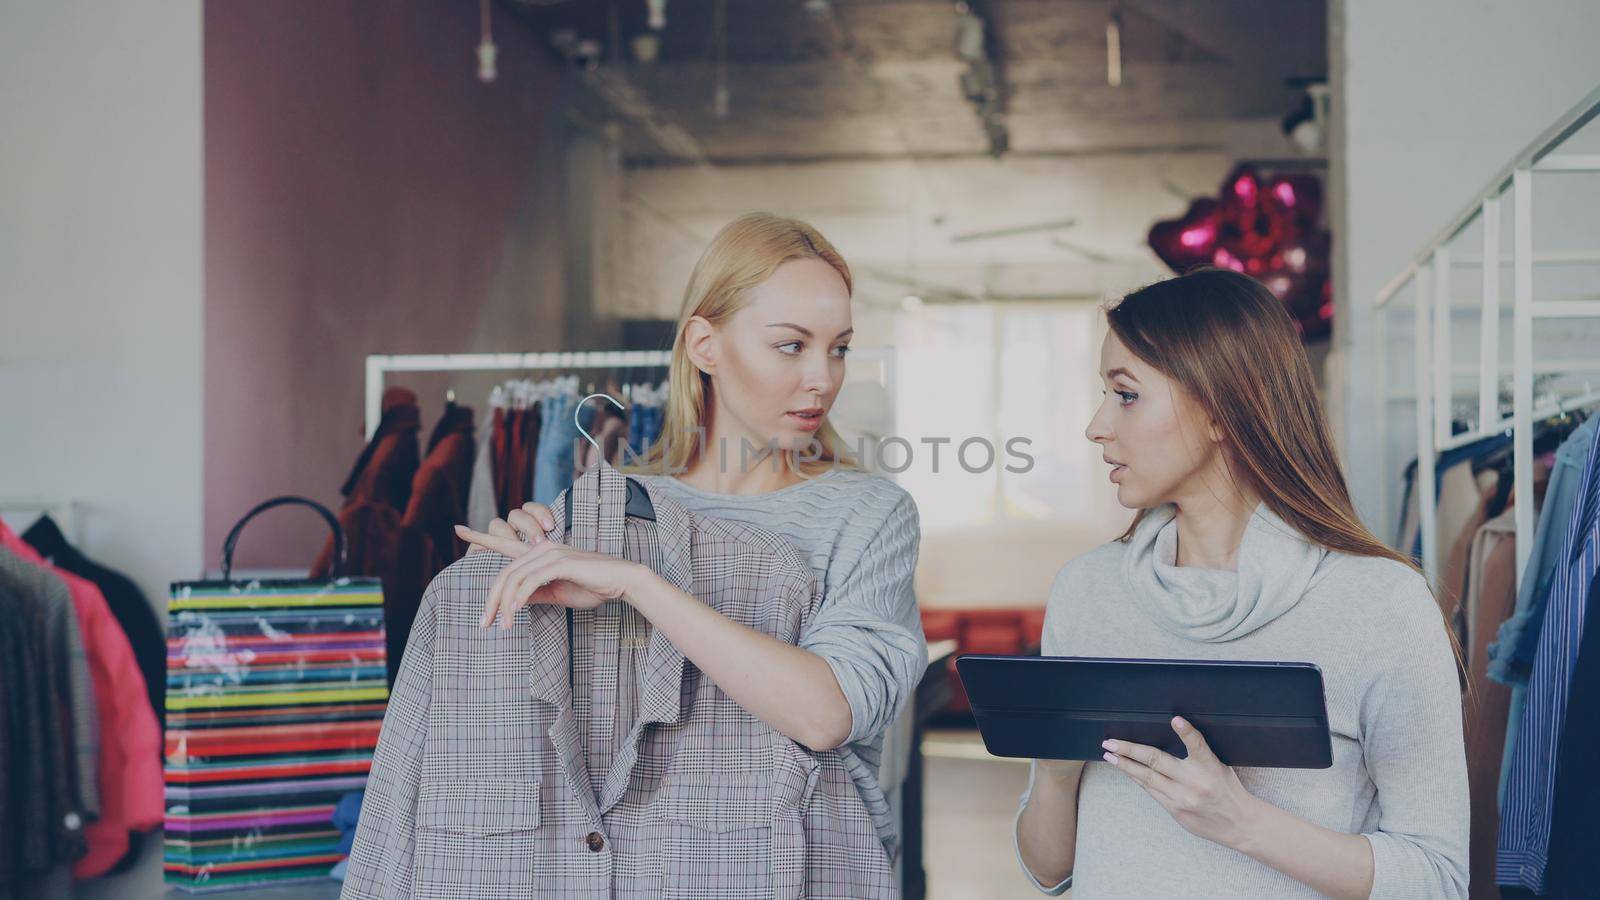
[955,655,1332,769]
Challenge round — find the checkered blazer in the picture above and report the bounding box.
[343,463,897,899]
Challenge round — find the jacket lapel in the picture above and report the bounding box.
[526,489,599,825]
[597,483,698,814]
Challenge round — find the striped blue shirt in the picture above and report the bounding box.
[1497,422,1600,892]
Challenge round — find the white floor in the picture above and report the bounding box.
[75,730,1044,899]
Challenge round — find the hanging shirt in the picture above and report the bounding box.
[1,521,162,879]
[1497,421,1600,893]
[1540,568,1600,897]
[0,545,96,873]
[343,463,897,899]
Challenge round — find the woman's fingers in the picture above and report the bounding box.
[506,508,546,544]
[1172,717,1217,764]
[502,566,552,628]
[521,502,556,532]
[484,544,546,625]
[1102,745,1180,804]
[1103,740,1184,790]
[455,524,528,559]
[462,519,511,555]
[493,563,541,629]
[498,558,580,628]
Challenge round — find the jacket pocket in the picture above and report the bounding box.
[654,773,779,898]
[415,780,543,896]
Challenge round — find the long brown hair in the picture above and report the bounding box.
[633,212,860,478]
[1106,268,1412,570]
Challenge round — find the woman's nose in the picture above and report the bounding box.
[802,355,835,394]
[1085,403,1112,444]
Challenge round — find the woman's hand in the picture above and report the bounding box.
[1101,717,1266,852]
[464,502,557,554]
[453,524,652,628]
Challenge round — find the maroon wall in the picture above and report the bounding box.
[204,0,574,571]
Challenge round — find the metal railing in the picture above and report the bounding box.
[1374,84,1600,591]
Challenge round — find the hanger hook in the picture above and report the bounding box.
[575,392,625,451]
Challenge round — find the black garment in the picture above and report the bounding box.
[424,403,476,520]
[0,583,18,886]
[1542,569,1600,898]
[21,515,166,730]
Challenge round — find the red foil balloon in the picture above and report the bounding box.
[1148,164,1334,343]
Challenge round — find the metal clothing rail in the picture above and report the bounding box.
[1373,84,1600,593]
[364,348,897,441]
[364,351,671,440]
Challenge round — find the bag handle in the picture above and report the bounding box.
[221,496,346,581]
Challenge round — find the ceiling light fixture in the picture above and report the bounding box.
[647,0,667,31]
[712,0,729,118]
[477,0,498,83]
[1281,82,1330,153]
[1105,6,1122,87]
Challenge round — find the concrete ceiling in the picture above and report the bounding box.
[505,0,1326,164]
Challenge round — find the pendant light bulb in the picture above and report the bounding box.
[478,39,498,83]
[477,0,497,83]
[647,0,667,31]
[1106,9,1123,88]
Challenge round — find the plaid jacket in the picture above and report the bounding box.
[343,464,897,899]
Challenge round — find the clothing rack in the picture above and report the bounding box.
[364,351,672,440]
[1373,84,1600,592]
[364,348,898,441]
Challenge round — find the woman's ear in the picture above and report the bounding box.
[683,316,716,376]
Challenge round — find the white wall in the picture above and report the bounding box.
[0,1,205,605]
[1331,0,1600,526]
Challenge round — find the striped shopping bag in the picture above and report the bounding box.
[165,497,387,893]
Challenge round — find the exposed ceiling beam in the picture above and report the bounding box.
[956,0,1010,157]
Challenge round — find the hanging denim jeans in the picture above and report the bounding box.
[533,392,582,505]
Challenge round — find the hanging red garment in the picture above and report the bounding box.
[0,520,163,879]
[311,389,421,579]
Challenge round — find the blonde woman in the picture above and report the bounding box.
[455,212,927,858]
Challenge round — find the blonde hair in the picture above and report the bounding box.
[633,212,860,478]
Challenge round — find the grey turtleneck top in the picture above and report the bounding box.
[1016,504,1469,899]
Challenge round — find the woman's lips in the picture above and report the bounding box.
[786,410,824,430]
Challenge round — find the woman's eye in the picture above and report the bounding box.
[1117,391,1138,407]
[775,341,803,355]
[832,345,851,359]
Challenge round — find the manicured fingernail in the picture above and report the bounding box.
[1173,717,1188,730]
[1101,740,1115,751]
[1103,752,1117,765]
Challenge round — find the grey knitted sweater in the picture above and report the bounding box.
[637,468,927,853]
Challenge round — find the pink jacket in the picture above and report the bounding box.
[0,521,163,878]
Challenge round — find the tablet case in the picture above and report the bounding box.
[956,655,1332,769]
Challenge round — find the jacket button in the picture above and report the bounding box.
[585,831,605,852]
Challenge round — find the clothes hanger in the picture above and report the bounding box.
[563,392,656,531]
